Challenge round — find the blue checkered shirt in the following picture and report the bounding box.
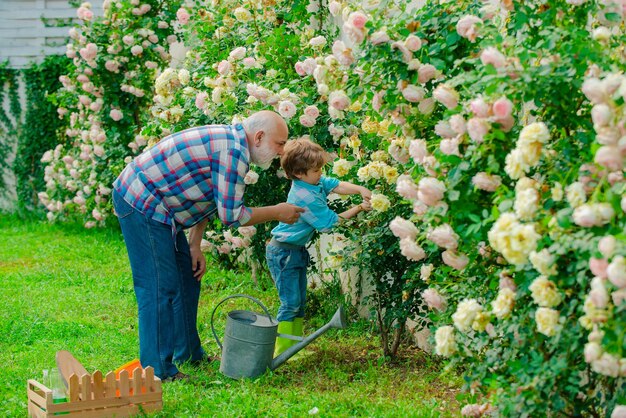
[113,124,252,235]
[271,176,340,246]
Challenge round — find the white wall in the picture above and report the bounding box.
[0,0,101,68]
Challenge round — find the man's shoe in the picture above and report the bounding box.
[162,371,191,382]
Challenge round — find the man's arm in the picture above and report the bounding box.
[333,181,372,200]
[243,203,304,226]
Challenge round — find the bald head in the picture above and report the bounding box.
[243,110,289,169]
[243,110,288,140]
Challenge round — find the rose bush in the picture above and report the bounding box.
[39,0,625,414]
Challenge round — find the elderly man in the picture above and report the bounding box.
[112,110,303,381]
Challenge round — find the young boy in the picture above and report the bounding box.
[266,137,372,355]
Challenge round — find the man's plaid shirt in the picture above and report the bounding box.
[113,124,252,235]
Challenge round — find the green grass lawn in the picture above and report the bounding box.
[0,214,461,417]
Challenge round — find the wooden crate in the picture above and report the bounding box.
[27,367,162,417]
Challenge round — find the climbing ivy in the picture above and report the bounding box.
[0,62,21,200]
[14,55,70,210]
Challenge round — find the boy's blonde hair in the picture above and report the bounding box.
[280,137,329,179]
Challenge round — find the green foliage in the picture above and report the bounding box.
[14,55,71,211]
[0,62,21,197]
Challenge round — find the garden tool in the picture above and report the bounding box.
[211,294,346,379]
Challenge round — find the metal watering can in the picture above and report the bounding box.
[210,294,346,379]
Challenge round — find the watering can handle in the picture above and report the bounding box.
[210,294,274,350]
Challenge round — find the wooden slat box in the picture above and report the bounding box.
[27,367,162,417]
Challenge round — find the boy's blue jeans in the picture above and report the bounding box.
[112,190,205,379]
[266,241,310,322]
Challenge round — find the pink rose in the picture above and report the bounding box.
[442,250,469,270]
[389,216,418,240]
[413,200,428,216]
[435,121,456,139]
[195,92,208,110]
[595,146,623,171]
[372,90,385,112]
[418,64,437,84]
[581,78,608,104]
[328,1,341,15]
[472,172,501,192]
[217,60,232,76]
[131,45,143,56]
[370,30,390,45]
[427,224,459,249]
[418,98,435,115]
[423,288,446,311]
[391,41,413,63]
[450,114,467,134]
[409,139,429,164]
[591,104,612,126]
[404,35,422,52]
[396,175,419,200]
[418,177,445,206]
[440,138,461,157]
[105,60,119,72]
[590,258,609,278]
[299,115,316,127]
[402,84,425,102]
[277,100,296,119]
[470,98,490,118]
[492,97,513,119]
[229,47,246,60]
[467,118,490,143]
[348,11,368,29]
[573,205,598,227]
[456,15,482,42]
[304,105,320,119]
[332,41,355,66]
[295,62,307,76]
[176,8,190,25]
[110,109,123,121]
[433,84,459,109]
[480,47,506,68]
[400,238,426,261]
[329,90,350,110]
[598,236,616,258]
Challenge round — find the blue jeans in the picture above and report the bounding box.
[266,242,310,322]
[112,190,205,379]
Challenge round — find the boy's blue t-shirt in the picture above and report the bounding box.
[271,176,340,246]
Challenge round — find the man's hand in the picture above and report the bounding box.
[275,203,305,224]
[190,246,207,281]
[360,200,373,211]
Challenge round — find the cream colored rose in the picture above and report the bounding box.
[492,288,515,319]
[371,193,391,212]
[535,307,559,337]
[529,276,562,307]
[452,299,483,332]
[435,326,457,357]
[514,188,540,220]
[529,249,557,276]
[332,159,351,177]
[566,182,587,208]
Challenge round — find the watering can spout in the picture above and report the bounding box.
[271,306,347,371]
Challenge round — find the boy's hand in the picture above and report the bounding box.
[359,187,372,201]
[360,200,373,212]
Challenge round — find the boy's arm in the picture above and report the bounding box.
[333,181,372,200]
[338,200,372,221]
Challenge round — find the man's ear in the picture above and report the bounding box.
[253,130,264,146]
